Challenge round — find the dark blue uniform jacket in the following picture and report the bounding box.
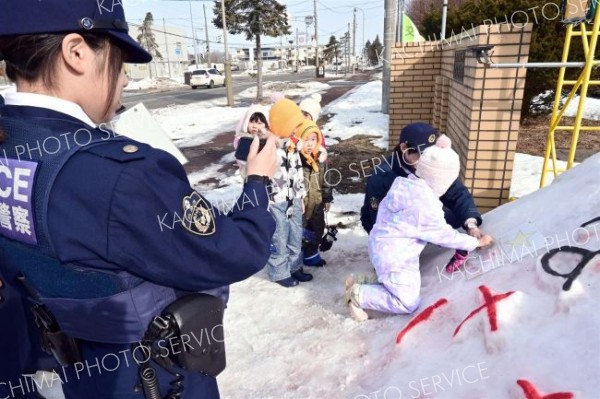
[0,104,276,399]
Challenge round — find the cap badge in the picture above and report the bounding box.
[370,197,379,210]
[80,17,94,30]
[428,134,436,143]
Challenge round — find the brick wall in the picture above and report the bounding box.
[390,23,532,213]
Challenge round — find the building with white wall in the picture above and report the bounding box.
[235,44,326,70]
[126,25,190,81]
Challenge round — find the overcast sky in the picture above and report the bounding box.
[123,0,385,54]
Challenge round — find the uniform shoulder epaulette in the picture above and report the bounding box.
[83,139,149,163]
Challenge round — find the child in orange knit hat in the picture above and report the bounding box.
[297,120,333,267]
[265,99,313,287]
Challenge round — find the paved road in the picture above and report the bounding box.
[122,70,369,110]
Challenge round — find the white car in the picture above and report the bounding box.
[190,68,226,89]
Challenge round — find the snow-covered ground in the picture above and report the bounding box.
[509,153,578,198]
[28,76,600,399]
[234,67,314,78]
[124,77,186,92]
[237,81,331,100]
[321,80,389,148]
[531,90,600,120]
[564,95,600,120]
[152,98,247,148]
[216,153,600,398]
[184,79,599,399]
[151,81,331,148]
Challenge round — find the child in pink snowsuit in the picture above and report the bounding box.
[346,135,493,321]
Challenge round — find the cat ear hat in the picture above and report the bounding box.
[299,93,322,122]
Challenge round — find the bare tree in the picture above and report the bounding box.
[137,12,163,78]
[214,0,291,99]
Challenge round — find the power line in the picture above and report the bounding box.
[129,22,282,48]
[289,0,382,13]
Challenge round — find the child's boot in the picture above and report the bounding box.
[275,277,299,287]
[346,284,369,322]
[304,252,327,267]
[291,267,313,282]
[344,272,378,300]
[445,250,469,273]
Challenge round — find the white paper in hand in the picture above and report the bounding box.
[113,103,188,165]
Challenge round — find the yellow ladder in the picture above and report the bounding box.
[540,4,600,187]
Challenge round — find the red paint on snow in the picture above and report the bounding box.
[453,285,515,337]
[395,298,448,345]
[516,379,574,399]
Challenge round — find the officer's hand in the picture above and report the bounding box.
[247,134,278,178]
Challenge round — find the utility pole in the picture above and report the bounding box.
[400,0,404,43]
[382,0,396,114]
[280,36,283,70]
[163,18,172,78]
[313,0,319,77]
[220,0,234,106]
[396,0,402,42]
[352,9,357,71]
[188,0,199,66]
[305,26,309,67]
[347,23,351,74]
[441,0,448,39]
[295,27,300,73]
[203,4,211,68]
[305,16,313,67]
[354,7,365,71]
[334,42,338,76]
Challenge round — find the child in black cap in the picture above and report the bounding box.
[360,122,486,273]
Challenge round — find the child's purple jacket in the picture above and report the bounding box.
[368,174,479,278]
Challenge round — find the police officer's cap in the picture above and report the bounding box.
[0,0,152,64]
[399,123,439,152]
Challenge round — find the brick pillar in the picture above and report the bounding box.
[389,42,441,145]
[450,24,532,213]
[388,24,532,213]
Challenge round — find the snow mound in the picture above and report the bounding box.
[219,153,600,398]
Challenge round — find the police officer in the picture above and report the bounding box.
[0,1,277,398]
[360,123,485,270]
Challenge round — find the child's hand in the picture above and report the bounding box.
[324,203,331,212]
[246,134,277,178]
[477,234,494,248]
[467,226,484,239]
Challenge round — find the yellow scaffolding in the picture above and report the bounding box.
[540,3,600,188]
